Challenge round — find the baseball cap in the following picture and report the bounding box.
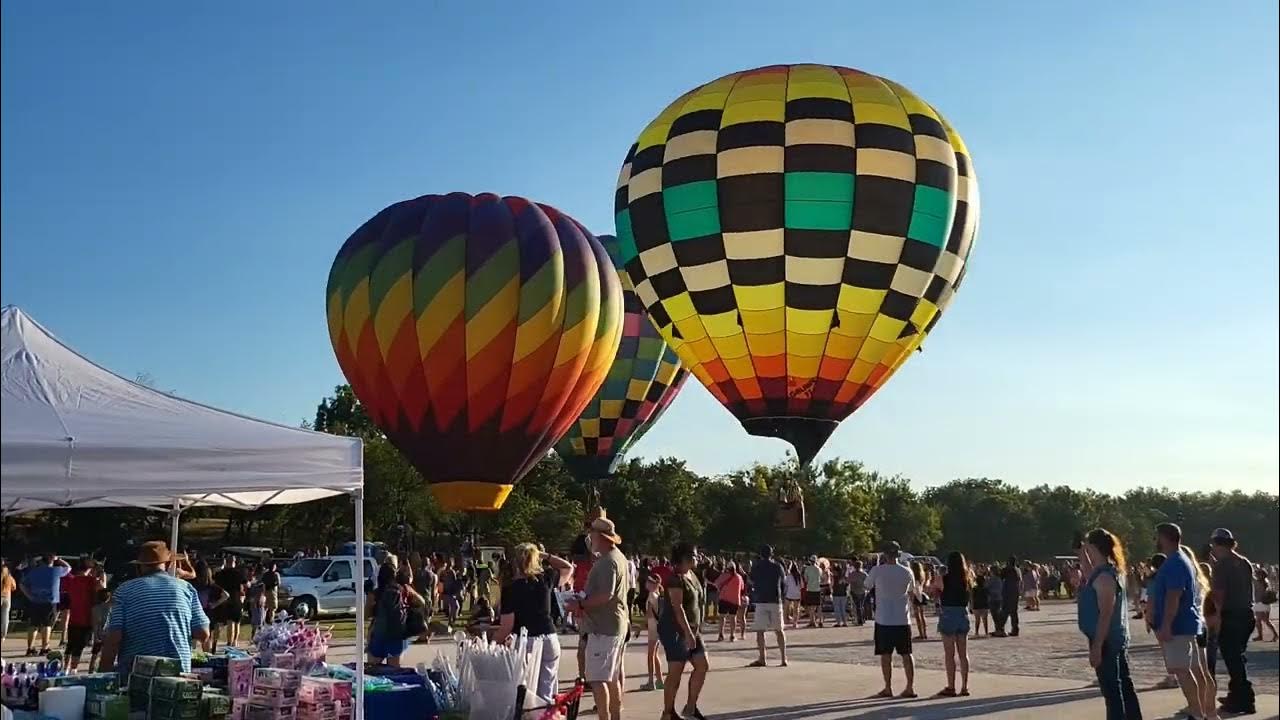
[1210,528,1235,543]
[881,540,901,554]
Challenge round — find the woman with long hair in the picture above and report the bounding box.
[971,565,991,637]
[911,562,929,641]
[714,561,745,642]
[192,561,229,652]
[1253,566,1278,642]
[783,563,802,630]
[494,542,572,702]
[641,574,666,692]
[658,543,709,720]
[1183,546,1221,720]
[367,563,408,666]
[1,560,16,656]
[937,552,973,697]
[1078,528,1143,720]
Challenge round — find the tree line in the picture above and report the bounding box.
[6,385,1275,566]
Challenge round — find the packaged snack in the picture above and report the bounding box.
[245,705,295,720]
[86,692,131,720]
[149,676,203,702]
[132,656,183,678]
[249,686,298,708]
[251,668,301,691]
[148,697,201,720]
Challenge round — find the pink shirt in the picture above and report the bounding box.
[717,571,744,603]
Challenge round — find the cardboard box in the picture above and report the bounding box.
[246,705,295,720]
[294,701,335,720]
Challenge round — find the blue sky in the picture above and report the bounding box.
[3,2,1277,494]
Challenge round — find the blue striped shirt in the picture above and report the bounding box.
[105,572,209,675]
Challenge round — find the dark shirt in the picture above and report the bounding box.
[1211,552,1255,613]
[941,572,971,607]
[499,575,555,637]
[1000,566,1022,601]
[213,568,246,600]
[750,558,785,604]
[260,571,280,592]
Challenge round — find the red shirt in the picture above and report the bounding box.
[62,574,98,627]
[572,559,594,593]
[653,564,674,585]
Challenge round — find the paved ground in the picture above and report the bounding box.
[6,600,1276,718]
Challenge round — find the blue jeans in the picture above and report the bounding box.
[833,596,848,622]
[1095,643,1142,720]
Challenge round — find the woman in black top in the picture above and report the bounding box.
[971,569,990,637]
[495,542,571,702]
[936,552,973,697]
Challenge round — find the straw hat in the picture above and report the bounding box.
[589,517,622,545]
[131,541,173,566]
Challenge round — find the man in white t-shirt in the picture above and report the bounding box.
[866,541,917,698]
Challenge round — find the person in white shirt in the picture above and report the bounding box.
[867,541,917,699]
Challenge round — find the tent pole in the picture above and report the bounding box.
[168,498,181,576]
[352,488,365,720]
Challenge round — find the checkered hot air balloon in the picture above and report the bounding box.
[326,193,623,512]
[614,64,980,465]
[554,234,688,483]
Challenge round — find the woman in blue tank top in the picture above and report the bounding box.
[1078,528,1143,720]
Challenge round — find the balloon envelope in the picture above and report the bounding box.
[614,64,980,464]
[327,193,623,511]
[554,234,687,481]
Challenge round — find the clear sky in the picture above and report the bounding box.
[3,2,1277,494]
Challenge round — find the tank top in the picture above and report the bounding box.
[1077,564,1129,648]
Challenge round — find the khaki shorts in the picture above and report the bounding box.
[1162,635,1196,670]
[584,633,625,683]
[751,603,783,632]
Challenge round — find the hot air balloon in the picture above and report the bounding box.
[554,234,688,487]
[614,64,980,466]
[326,193,623,512]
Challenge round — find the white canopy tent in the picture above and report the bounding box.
[1,305,370,717]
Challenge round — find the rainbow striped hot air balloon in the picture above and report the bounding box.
[614,64,980,465]
[326,193,623,512]
[554,234,687,483]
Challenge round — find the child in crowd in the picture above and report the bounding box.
[248,579,267,640]
[88,588,111,672]
[640,574,665,691]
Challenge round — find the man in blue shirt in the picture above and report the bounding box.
[1149,523,1208,719]
[20,553,71,656]
[98,541,209,678]
[748,545,787,668]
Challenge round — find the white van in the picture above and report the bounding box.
[277,556,378,619]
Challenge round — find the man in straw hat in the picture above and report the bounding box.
[566,517,630,720]
[98,541,210,678]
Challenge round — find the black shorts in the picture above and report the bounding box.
[802,591,821,608]
[718,600,740,615]
[874,624,912,656]
[66,625,93,658]
[214,601,243,625]
[660,632,705,664]
[28,602,57,627]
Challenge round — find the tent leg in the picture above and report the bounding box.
[352,488,365,720]
[169,498,181,576]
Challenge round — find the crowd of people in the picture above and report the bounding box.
[3,518,1277,720]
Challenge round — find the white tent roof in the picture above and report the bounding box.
[1,306,362,514]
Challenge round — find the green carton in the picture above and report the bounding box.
[148,697,201,720]
[132,655,183,678]
[199,693,232,720]
[148,676,202,702]
[86,693,130,720]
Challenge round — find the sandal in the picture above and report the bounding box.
[747,659,767,667]
[899,690,918,699]
[937,688,958,697]
[871,689,894,699]
[960,689,971,697]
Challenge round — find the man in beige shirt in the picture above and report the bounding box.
[567,518,629,720]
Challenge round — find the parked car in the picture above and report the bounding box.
[277,555,378,619]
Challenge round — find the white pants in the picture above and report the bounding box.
[527,633,562,702]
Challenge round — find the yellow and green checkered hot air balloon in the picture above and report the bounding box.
[614,64,980,465]
[554,234,687,483]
